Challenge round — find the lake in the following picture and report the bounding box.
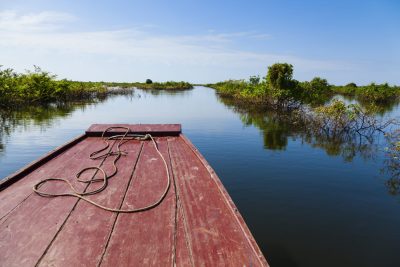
[1,86,400,267]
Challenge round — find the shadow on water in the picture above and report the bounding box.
[266,243,300,267]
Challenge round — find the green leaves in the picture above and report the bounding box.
[0,66,110,107]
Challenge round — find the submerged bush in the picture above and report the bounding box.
[300,77,332,105]
[0,66,192,106]
[210,63,399,110]
[383,130,400,195]
[0,66,110,107]
[356,83,399,103]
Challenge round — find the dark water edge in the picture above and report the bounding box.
[1,87,400,267]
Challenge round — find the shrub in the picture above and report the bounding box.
[356,83,399,103]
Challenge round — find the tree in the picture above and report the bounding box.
[267,63,294,89]
[249,75,260,85]
[145,79,152,84]
[300,77,331,105]
[345,82,357,88]
[308,77,330,92]
[266,63,300,108]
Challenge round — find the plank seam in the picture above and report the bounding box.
[0,134,86,190]
[179,135,268,266]
[168,139,180,267]
[0,193,31,223]
[0,138,93,223]
[34,139,118,267]
[168,138,195,267]
[97,141,144,267]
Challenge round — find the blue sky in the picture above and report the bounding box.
[0,0,399,84]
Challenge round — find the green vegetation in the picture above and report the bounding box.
[211,63,397,165]
[217,94,384,162]
[0,66,193,107]
[383,129,400,195]
[0,66,125,107]
[333,82,399,104]
[209,63,400,109]
[132,81,193,90]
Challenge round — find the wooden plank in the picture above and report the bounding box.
[0,134,86,191]
[0,126,269,266]
[0,138,113,267]
[86,124,181,137]
[180,134,268,266]
[0,136,95,221]
[168,136,268,266]
[175,202,194,266]
[37,140,143,267]
[100,137,177,266]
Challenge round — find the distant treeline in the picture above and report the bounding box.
[131,81,193,90]
[0,66,193,107]
[208,63,399,109]
[103,81,193,90]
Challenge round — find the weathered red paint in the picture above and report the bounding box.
[86,123,181,136]
[0,124,269,267]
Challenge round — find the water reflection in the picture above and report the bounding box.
[1,86,400,266]
[217,94,381,162]
[142,88,193,97]
[332,94,400,116]
[0,92,134,155]
[382,130,400,195]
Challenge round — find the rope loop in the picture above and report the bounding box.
[32,127,171,213]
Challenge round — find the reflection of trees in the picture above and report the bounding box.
[240,112,290,150]
[0,102,88,155]
[334,94,399,115]
[217,94,381,162]
[217,92,400,197]
[0,92,134,155]
[382,130,400,195]
[137,88,193,97]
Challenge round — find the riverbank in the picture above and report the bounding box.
[208,63,400,109]
[0,67,192,107]
[209,64,398,164]
[131,81,193,90]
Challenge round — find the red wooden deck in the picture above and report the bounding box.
[0,124,268,267]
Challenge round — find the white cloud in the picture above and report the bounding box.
[0,10,75,31]
[0,10,356,83]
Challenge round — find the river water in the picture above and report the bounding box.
[1,86,400,266]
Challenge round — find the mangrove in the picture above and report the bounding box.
[0,66,193,107]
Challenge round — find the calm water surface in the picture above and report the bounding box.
[1,87,400,266]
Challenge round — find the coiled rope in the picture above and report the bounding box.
[33,127,171,213]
